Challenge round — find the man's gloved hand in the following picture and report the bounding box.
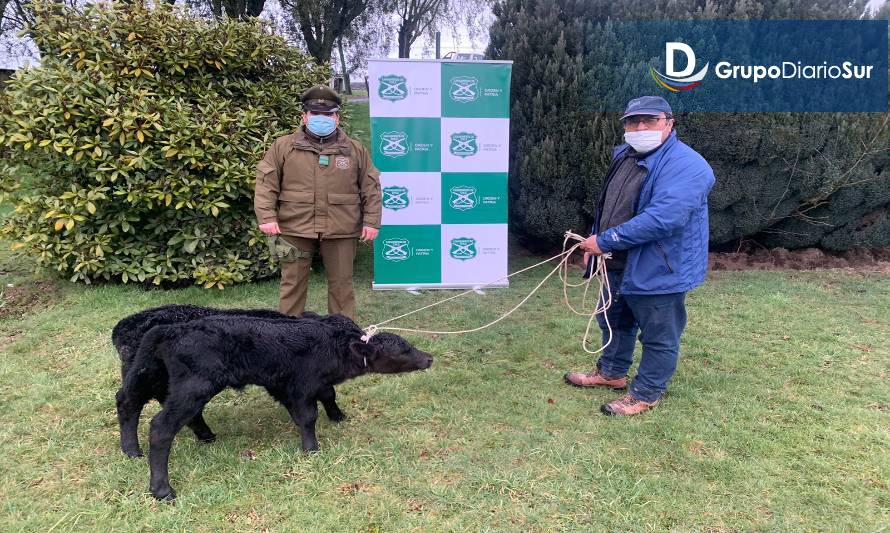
[267,235,312,263]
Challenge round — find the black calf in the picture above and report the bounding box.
[112,305,359,457]
[119,314,431,500]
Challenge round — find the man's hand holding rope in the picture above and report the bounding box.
[580,234,604,266]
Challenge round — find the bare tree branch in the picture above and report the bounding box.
[280,0,370,64]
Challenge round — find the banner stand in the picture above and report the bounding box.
[368,59,513,291]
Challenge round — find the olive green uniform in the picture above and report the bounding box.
[254,127,381,318]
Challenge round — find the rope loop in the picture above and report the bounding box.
[361,230,614,354]
[361,324,378,343]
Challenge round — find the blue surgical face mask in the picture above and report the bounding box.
[307,114,337,137]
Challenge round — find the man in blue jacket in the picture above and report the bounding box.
[564,96,715,416]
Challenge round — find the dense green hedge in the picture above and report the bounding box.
[0,1,329,286]
[488,0,890,251]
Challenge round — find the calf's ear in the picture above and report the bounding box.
[348,341,377,366]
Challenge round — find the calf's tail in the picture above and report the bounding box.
[122,324,177,394]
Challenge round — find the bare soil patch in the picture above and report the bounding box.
[709,247,890,274]
[0,279,60,319]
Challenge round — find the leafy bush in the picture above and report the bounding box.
[0,0,329,287]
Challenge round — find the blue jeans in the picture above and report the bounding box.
[595,270,688,403]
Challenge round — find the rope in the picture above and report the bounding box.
[361,231,615,355]
[556,234,614,355]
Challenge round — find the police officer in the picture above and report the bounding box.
[254,85,382,319]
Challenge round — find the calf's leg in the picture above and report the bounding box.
[282,394,320,452]
[158,386,216,443]
[118,359,167,457]
[317,385,346,422]
[118,365,215,457]
[186,409,216,443]
[148,380,219,500]
[116,387,152,457]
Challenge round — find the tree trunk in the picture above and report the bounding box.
[246,0,265,17]
[397,25,412,58]
[220,0,264,19]
[209,0,223,19]
[337,37,352,95]
[306,38,333,64]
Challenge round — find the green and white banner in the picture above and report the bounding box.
[370,59,512,289]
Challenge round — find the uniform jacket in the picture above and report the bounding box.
[254,128,382,239]
[593,131,715,295]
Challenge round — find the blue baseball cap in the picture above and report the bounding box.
[621,96,673,119]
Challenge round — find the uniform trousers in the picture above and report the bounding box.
[279,234,357,319]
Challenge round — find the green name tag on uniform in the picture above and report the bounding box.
[319,155,330,166]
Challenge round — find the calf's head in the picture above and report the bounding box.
[350,332,433,374]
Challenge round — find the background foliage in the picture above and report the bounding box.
[487,0,890,251]
[0,0,328,287]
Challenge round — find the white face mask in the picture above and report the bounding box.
[624,129,665,153]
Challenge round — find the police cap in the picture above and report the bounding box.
[301,85,342,113]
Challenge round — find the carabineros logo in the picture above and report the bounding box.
[449,237,477,261]
[379,74,408,102]
[380,131,409,158]
[449,132,478,158]
[449,186,477,211]
[382,238,411,261]
[382,186,410,211]
[449,76,479,102]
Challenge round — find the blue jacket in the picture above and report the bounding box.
[593,131,715,295]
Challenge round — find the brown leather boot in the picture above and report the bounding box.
[600,394,659,416]
[563,369,628,390]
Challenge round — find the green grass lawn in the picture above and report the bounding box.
[346,101,371,151]
[0,239,888,530]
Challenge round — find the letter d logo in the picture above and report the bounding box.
[666,42,696,77]
[650,42,708,92]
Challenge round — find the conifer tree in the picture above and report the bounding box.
[488,0,888,250]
